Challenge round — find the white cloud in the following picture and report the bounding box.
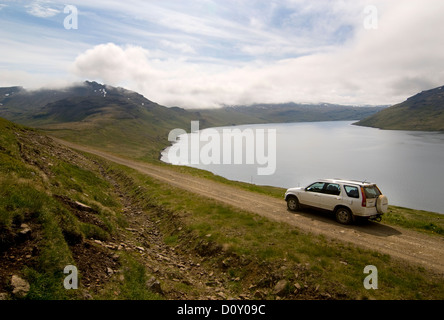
[3,0,444,108]
[25,1,61,18]
[71,0,444,109]
[160,40,196,55]
[0,69,76,89]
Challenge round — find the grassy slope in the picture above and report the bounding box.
[356,86,444,131]
[30,101,205,162]
[355,104,444,131]
[1,117,443,300]
[0,118,159,299]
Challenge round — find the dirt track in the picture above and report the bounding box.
[53,138,444,275]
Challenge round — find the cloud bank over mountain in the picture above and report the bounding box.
[2,1,444,108]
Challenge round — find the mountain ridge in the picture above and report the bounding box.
[0,81,207,161]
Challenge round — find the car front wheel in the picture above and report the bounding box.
[335,207,353,225]
[287,197,300,211]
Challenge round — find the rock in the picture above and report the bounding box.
[19,224,32,235]
[74,201,94,212]
[273,279,288,296]
[0,293,9,300]
[253,290,265,299]
[146,277,163,295]
[181,279,192,286]
[216,291,226,299]
[17,224,32,241]
[221,258,232,269]
[11,275,30,298]
[321,292,332,299]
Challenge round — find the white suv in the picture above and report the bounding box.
[285,179,388,224]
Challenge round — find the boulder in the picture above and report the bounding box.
[146,277,163,295]
[11,275,30,298]
[273,279,288,296]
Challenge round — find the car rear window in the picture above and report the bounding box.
[364,185,381,199]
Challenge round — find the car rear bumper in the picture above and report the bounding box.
[354,207,381,217]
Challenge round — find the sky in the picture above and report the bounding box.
[1,0,444,108]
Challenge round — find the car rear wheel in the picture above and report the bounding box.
[335,207,353,225]
[287,196,299,211]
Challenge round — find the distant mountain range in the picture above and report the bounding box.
[0,81,386,160]
[356,85,444,131]
[194,102,386,126]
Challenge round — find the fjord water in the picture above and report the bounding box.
[161,121,444,214]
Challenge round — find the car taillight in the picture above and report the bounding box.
[376,185,382,195]
[360,187,367,207]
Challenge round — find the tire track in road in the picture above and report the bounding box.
[53,138,444,275]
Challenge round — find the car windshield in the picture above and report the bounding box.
[364,185,381,199]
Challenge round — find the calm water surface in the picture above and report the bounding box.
[162,121,444,214]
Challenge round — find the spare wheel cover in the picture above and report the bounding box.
[376,195,389,214]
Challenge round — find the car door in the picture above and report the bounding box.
[317,183,342,211]
[299,182,325,208]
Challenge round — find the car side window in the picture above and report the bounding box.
[306,182,325,193]
[344,185,359,199]
[324,183,341,196]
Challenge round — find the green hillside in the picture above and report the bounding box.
[356,85,444,131]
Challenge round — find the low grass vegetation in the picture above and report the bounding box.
[0,118,153,299]
[383,206,444,236]
[104,161,444,300]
